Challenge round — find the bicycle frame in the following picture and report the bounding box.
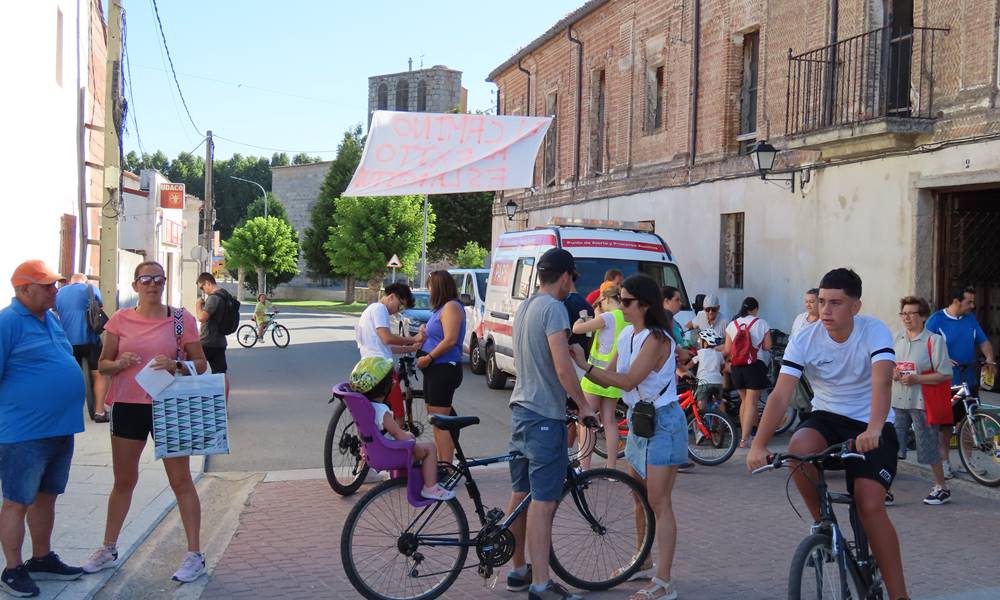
[606,390,713,441]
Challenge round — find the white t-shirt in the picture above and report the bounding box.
[593,311,619,356]
[690,311,728,338]
[692,348,724,385]
[356,302,393,359]
[791,312,819,336]
[780,315,895,424]
[726,315,770,364]
[372,402,395,440]
[616,326,677,409]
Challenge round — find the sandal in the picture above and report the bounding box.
[739,439,748,449]
[629,576,677,600]
[612,560,655,581]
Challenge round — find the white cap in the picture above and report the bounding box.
[703,294,720,308]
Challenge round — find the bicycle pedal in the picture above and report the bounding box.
[485,507,505,524]
[477,563,493,579]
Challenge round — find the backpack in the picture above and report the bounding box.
[731,317,761,366]
[86,285,110,335]
[212,289,241,335]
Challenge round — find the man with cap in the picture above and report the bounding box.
[504,248,597,600]
[0,260,86,596]
[685,294,728,339]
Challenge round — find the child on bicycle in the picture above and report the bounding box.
[350,357,455,501]
[253,293,274,339]
[687,329,725,412]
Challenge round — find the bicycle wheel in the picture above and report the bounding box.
[270,323,290,348]
[687,411,737,466]
[324,401,370,496]
[758,393,797,434]
[788,533,850,600]
[957,413,1000,487]
[236,324,258,348]
[593,403,627,460]
[80,356,96,421]
[550,468,654,591]
[341,478,469,600]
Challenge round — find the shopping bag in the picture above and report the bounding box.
[922,337,954,426]
[152,362,229,460]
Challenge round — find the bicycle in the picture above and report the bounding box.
[752,443,888,600]
[951,365,1000,487]
[324,355,428,496]
[236,312,290,348]
[340,409,655,600]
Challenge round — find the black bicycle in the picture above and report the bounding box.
[340,414,655,600]
[753,443,888,600]
[324,355,428,496]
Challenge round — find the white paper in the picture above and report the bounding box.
[134,359,175,398]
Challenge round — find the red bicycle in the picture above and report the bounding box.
[593,381,738,466]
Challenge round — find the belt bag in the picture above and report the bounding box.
[630,382,671,439]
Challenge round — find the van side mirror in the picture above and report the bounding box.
[459,293,474,306]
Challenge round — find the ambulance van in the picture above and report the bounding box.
[481,217,693,389]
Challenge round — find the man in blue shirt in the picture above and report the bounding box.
[55,274,108,422]
[925,286,996,390]
[0,260,85,596]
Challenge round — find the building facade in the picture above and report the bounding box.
[271,160,333,287]
[488,0,1000,349]
[367,64,467,123]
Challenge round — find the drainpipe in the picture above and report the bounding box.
[568,25,584,183]
[822,0,839,126]
[517,58,531,115]
[687,0,701,167]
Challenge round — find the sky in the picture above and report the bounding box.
[119,0,584,162]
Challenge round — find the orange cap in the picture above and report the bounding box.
[11,260,66,287]
[599,280,617,295]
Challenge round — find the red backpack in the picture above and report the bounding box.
[731,318,760,366]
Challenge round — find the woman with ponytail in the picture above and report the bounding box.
[725,296,772,447]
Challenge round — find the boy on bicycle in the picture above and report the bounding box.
[748,268,910,600]
[253,293,274,339]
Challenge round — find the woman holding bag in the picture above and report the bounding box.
[82,261,210,583]
[892,296,954,505]
[571,274,686,600]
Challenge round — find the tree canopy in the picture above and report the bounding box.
[427,191,493,260]
[222,216,300,294]
[455,241,488,269]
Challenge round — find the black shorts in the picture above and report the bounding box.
[203,346,228,374]
[109,402,154,441]
[731,360,769,391]
[72,343,102,369]
[796,410,899,493]
[421,362,463,408]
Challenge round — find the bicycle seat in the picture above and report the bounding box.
[429,414,480,431]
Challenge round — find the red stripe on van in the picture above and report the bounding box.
[484,321,513,336]
[497,234,557,248]
[561,238,665,253]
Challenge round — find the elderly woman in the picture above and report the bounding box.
[573,274,686,600]
[685,294,727,339]
[892,295,953,505]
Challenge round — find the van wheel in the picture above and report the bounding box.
[469,335,486,375]
[485,345,508,389]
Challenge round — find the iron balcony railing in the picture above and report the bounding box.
[785,25,948,136]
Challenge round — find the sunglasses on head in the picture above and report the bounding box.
[135,275,166,285]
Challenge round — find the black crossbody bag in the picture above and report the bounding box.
[629,332,673,438]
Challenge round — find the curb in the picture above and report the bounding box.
[895,457,1000,502]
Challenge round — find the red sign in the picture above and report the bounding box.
[162,219,181,246]
[159,183,185,209]
[561,238,665,253]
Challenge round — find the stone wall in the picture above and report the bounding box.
[271,161,332,287]
[367,65,464,121]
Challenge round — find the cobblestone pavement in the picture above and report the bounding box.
[203,451,1000,600]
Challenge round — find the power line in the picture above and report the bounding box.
[121,9,146,156]
[150,0,201,135]
[213,133,337,155]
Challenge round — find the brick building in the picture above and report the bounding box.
[488,0,1000,347]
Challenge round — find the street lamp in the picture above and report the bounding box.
[505,199,518,220]
[230,175,270,292]
[748,140,796,192]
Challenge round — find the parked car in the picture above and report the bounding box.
[399,290,433,336]
[481,217,693,389]
[448,268,490,374]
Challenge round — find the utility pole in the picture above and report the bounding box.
[98,0,123,312]
[202,130,214,273]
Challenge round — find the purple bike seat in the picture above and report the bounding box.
[333,383,434,508]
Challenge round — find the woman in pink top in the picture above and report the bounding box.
[83,261,209,583]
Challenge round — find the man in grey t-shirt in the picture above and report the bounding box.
[505,248,595,600]
[195,272,230,398]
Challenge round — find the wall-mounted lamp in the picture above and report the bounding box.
[748,140,796,193]
[505,199,518,220]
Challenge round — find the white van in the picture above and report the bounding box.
[481,217,693,389]
[447,268,489,373]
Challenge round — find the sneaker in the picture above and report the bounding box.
[0,565,39,598]
[81,545,118,574]
[171,552,206,583]
[420,484,456,501]
[23,552,83,581]
[942,462,955,480]
[93,412,109,423]
[506,564,532,592]
[923,486,951,505]
[677,462,695,471]
[884,491,894,506]
[528,580,583,600]
[897,449,907,460]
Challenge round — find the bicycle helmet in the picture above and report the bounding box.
[350,357,394,393]
[698,329,724,347]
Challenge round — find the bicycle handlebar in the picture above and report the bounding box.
[751,442,866,475]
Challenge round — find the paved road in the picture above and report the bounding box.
[207,307,515,473]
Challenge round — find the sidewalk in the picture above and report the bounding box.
[21,413,203,600]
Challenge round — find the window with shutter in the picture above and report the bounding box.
[719,212,745,289]
[589,69,606,175]
[543,91,558,186]
[739,32,759,137]
[644,66,657,134]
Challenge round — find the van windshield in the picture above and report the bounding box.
[475,272,488,301]
[574,258,690,311]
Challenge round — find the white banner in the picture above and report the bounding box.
[343,111,552,197]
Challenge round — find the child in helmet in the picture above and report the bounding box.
[350,357,455,501]
[690,329,726,412]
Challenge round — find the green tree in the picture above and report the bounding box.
[292,152,321,164]
[241,192,289,225]
[324,195,433,302]
[303,125,365,282]
[428,192,492,259]
[455,241,488,268]
[222,216,300,295]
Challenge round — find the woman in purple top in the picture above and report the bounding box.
[416,270,467,462]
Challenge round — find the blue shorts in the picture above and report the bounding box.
[0,436,74,505]
[509,405,568,502]
[625,402,688,478]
